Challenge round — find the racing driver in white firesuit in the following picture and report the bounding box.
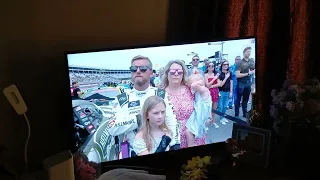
[107,55,181,155]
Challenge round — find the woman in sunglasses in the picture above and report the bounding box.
[218,60,233,125]
[204,62,220,128]
[162,60,206,148]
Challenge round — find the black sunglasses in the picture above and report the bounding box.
[129,66,149,72]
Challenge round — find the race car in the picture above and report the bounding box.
[72,100,123,163]
[80,87,122,111]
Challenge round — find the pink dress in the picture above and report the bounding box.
[208,77,219,103]
[167,86,206,148]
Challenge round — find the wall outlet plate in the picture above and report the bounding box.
[3,84,28,115]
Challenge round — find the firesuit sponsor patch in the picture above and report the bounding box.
[115,119,135,127]
[128,100,140,108]
[129,109,141,115]
[156,89,166,99]
[107,119,135,128]
[117,93,128,107]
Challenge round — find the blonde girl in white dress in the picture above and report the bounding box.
[132,96,172,156]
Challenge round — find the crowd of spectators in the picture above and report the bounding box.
[69,72,131,84]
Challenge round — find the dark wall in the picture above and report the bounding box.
[166,0,228,43]
[0,0,168,172]
[308,1,320,79]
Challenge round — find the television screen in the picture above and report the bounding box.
[67,37,257,163]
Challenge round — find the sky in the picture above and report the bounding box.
[67,38,256,70]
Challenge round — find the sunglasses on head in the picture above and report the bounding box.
[169,69,184,75]
[129,66,149,72]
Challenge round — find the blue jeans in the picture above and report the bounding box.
[228,87,237,107]
[218,91,230,120]
[235,84,251,117]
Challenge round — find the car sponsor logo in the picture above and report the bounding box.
[88,125,94,130]
[83,121,90,126]
[119,97,126,101]
[75,106,81,111]
[93,121,113,159]
[108,120,115,128]
[80,112,86,118]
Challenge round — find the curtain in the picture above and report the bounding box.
[287,0,309,82]
[167,0,313,118]
[308,1,320,79]
[224,0,292,120]
[166,0,229,43]
[225,0,275,113]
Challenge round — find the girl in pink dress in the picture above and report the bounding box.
[162,60,206,148]
[205,62,221,128]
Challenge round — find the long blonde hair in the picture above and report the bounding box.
[161,60,188,88]
[140,96,171,151]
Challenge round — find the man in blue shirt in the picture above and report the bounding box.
[228,56,241,109]
[201,58,210,72]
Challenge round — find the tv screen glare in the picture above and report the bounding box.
[67,37,257,163]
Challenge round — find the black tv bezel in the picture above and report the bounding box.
[63,36,258,160]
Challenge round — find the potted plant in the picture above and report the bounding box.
[180,156,212,180]
[180,139,245,180]
[269,78,320,173]
[270,78,320,135]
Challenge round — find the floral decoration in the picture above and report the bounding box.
[270,78,320,127]
[225,138,246,166]
[180,156,211,180]
[247,92,263,127]
[73,152,98,180]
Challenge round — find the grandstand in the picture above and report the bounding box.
[69,66,131,84]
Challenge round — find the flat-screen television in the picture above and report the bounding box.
[66,37,257,163]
